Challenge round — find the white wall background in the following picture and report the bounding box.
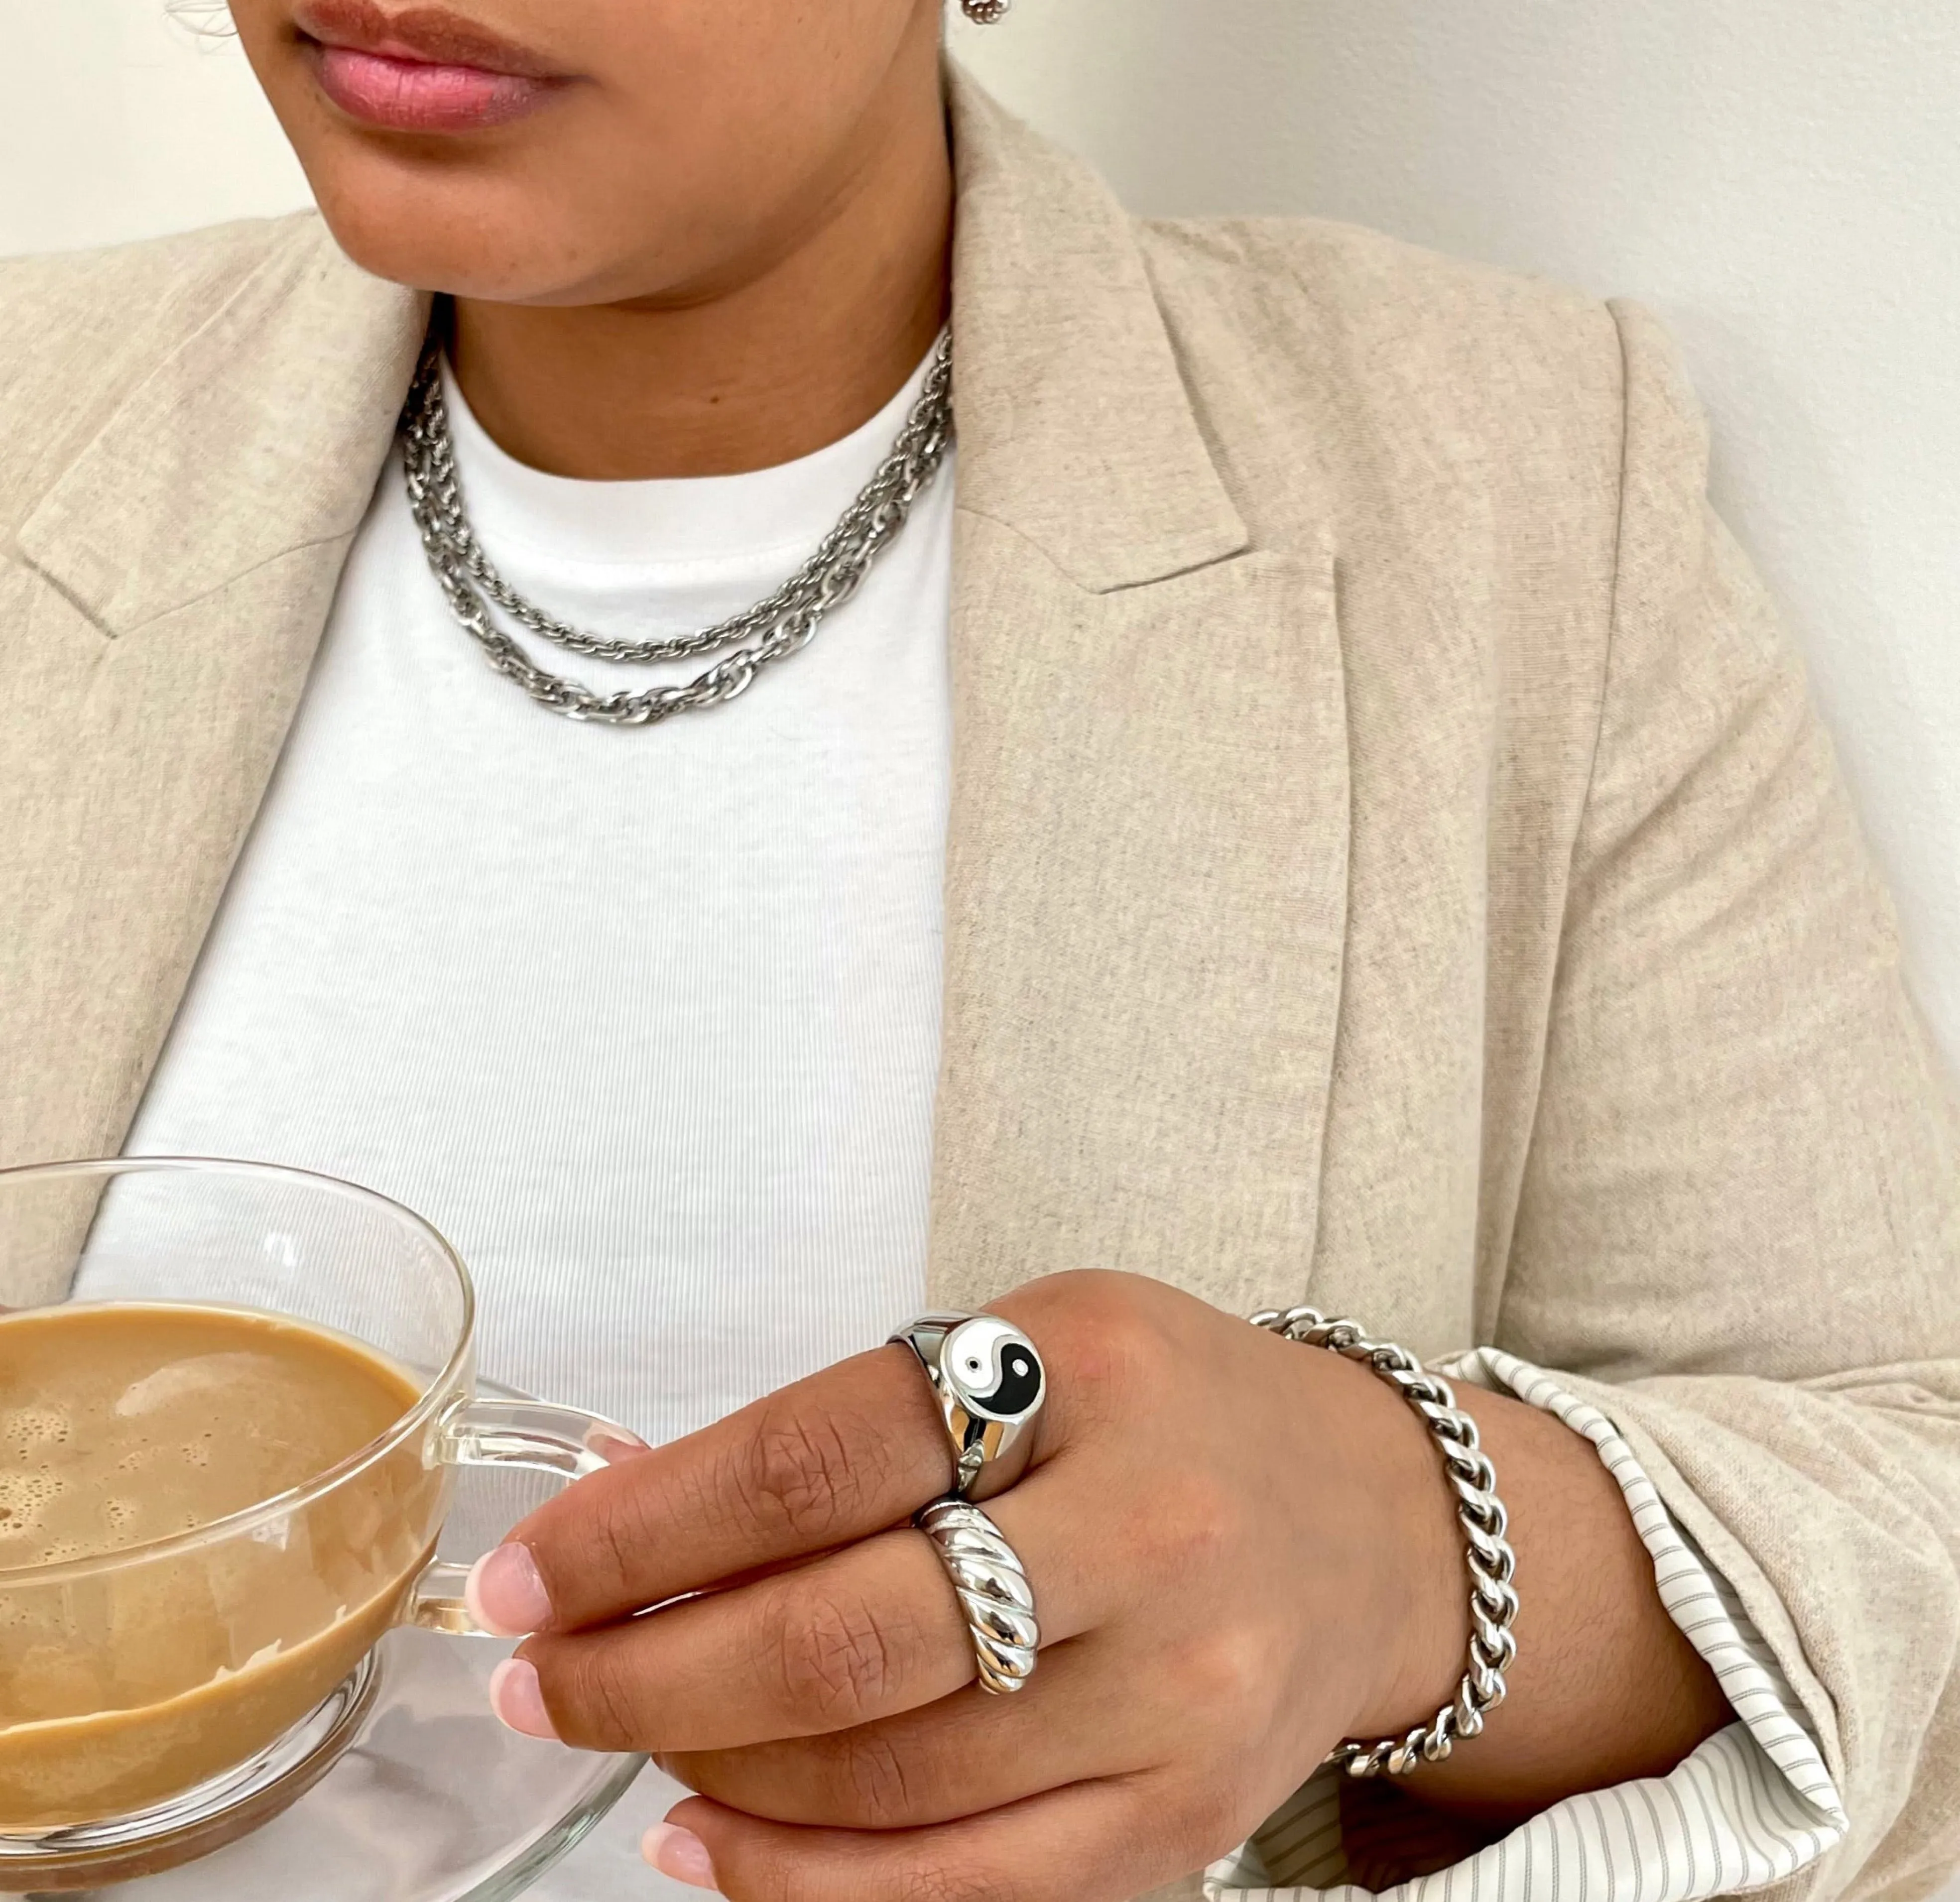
[2,0,1957,1074]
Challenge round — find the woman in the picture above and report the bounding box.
[2,3,1955,1900]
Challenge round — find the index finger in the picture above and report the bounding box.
[472,1344,955,1634]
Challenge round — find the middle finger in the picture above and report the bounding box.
[517,1463,1098,1753]
[661,1634,1163,1830]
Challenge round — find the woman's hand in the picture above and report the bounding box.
[466,1271,1474,1899]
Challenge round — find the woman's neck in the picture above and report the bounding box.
[447,58,952,482]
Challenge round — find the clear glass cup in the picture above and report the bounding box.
[0,1156,630,1848]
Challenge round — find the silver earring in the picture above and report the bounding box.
[961,0,1010,21]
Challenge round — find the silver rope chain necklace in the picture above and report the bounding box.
[399,333,954,726]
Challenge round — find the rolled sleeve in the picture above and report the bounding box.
[1204,1349,1846,1902]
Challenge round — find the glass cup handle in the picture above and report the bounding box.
[404,1394,641,1637]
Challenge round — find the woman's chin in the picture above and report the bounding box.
[306,180,600,305]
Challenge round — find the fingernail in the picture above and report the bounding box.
[586,1425,650,1464]
[641,1822,717,1889]
[466,1541,552,1637]
[488,1656,559,1740]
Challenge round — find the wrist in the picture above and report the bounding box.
[1341,1362,1474,1743]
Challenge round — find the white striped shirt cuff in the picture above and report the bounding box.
[1204,1349,1847,1902]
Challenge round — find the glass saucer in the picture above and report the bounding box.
[7,1396,645,1902]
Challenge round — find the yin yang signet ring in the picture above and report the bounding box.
[888,1310,1046,1503]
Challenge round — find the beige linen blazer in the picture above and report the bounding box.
[2,70,1957,1902]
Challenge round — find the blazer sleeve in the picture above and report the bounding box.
[1493,298,1960,1902]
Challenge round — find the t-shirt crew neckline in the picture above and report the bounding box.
[435,340,943,571]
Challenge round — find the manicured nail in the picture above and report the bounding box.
[642,1822,717,1889]
[488,1656,559,1740]
[466,1541,552,1637]
[586,1425,650,1464]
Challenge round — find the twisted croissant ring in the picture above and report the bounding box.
[915,1496,1040,1694]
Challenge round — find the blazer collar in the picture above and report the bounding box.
[945,68,1249,593]
[14,222,427,640]
[15,64,1243,636]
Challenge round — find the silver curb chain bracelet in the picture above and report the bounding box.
[1249,1306,1520,1778]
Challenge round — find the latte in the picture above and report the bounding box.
[0,1304,442,1829]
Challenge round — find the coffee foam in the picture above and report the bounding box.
[0,1308,418,1572]
[2,1405,69,1452]
[0,1468,67,1545]
[2,1415,241,1567]
[0,1405,71,1550]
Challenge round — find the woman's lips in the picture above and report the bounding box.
[312,42,562,131]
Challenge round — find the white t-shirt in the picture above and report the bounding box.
[125,349,952,1446]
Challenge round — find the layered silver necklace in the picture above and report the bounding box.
[399,334,954,725]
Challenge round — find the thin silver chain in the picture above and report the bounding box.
[1249,1305,1520,1777]
[398,334,954,725]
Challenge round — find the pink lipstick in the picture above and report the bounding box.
[294,0,571,133]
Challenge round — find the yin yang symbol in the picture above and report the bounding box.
[942,1316,1044,1423]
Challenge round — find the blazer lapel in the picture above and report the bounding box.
[927,77,1350,1318]
[0,227,425,1187]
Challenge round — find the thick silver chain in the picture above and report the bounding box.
[1249,1306,1520,1778]
[398,334,954,725]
